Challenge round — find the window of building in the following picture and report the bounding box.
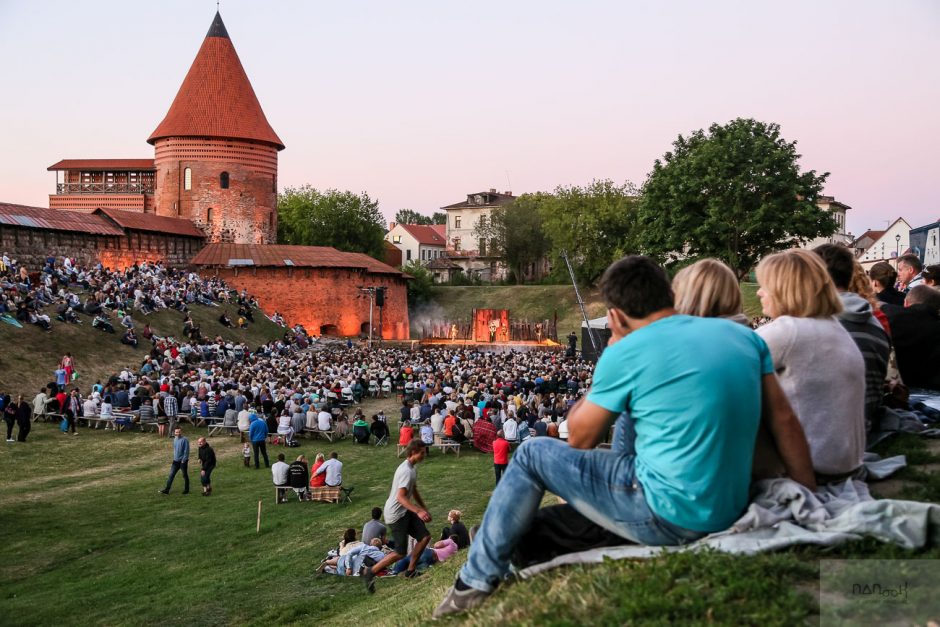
[453,237,461,251]
[269,212,274,230]
[406,249,412,261]
[184,167,192,191]
[393,235,402,244]
[206,207,213,223]
[480,239,487,256]
[454,216,462,229]
[220,171,230,189]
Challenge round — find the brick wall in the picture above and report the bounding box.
[49,194,150,213]
[153,137,278,244]
[0,225,201,271]
[204,266,410,339]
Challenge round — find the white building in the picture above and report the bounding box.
[854,217,911,271]
[384,223,447,265]
[802,195,854,249]
[441,189,515,254]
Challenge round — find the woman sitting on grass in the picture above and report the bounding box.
[754,249,865,482]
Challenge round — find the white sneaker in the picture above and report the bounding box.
[6,438,14,442]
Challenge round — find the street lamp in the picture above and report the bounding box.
[895,233,901,269]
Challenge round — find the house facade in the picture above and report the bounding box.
[855,217,911,270]
[384,223,446,265]
[801,195,854,249]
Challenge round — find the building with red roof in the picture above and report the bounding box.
[384,222,448,265]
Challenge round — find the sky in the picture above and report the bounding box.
[0,0,938,235]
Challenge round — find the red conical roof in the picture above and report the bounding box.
[148,12,284,150]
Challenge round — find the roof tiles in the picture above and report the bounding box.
[0,202,125,236]
[190,243,406,276]
[94,208,206,238]
[47,159,155,171]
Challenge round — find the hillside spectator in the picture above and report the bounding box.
[672,258,748,324]
[362,507,387,546]
[310,453,326,488]
[897,254,925,292]
[923,264,939,287]
[289,455,310,500]
[198,437,216,496]
[313,451,343,487]
[493,431,510,484]
[886,286,940,390]
[472,416,497,453]
[399,422,414,445]
[159,427,190,495]
[249,413,270,469]
[271,453,290,488]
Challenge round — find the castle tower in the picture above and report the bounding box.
[148,12,284,244]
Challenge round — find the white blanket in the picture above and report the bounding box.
[517,472,940,579]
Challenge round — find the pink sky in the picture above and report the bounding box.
[0,0,937,234]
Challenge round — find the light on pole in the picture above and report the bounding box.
[895,233,901,269]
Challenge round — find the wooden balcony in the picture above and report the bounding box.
[55,182,154,195]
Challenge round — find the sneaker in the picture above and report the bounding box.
[158,489,169,495]
[5,438,13,443]
[432,581,492,619]
[404,568,422,579]
[72,432,78,436]
[360,565,376,594]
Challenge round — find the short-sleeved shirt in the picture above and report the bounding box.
[384,460,417,524]
[587,315,772,533]
[362,519,387,545]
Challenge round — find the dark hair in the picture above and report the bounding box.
[869,262,897,287]
[813,244,854,290]
[330,451,338,459]
[404,439,425,457]
[343,528,356,543]
[277,453,285,461]
[924,264,940,284]
[898,253,923,273]
[371,507,382,520]
[599,256,673,319]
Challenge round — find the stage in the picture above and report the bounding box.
[416,338,562,352]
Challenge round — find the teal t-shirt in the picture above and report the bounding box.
[588,315,773,532]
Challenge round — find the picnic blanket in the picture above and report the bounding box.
[517,475,940,579]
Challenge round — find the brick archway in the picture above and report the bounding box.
[319,324,340,337]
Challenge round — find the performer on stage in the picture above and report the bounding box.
[535,322,543,343]
[450,324,459,341]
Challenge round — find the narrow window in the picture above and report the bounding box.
[220,171,229,189]
[207,207,213,223]
[406,249,412,261]
[184,167,192,191]
[454,216,462,229]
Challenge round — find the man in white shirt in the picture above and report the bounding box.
[313,452,343,486]
[318,409,333,432]
[431,410,444,435]
[271,453,290,486]
[502,416,518,442]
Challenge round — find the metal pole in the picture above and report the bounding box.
[561,250,600,355]
[368,288,374,348]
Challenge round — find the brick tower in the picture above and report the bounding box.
[148,12,284,244]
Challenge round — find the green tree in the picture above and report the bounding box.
[401,261,433,307]
[394,209,446,225]
[539,180,639,285]
[637,118,835,279]
[277,185,386,259]
[474,193,552,283]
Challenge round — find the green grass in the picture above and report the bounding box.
[0,302,284,396]
[2,411,938,626]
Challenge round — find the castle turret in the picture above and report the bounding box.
[148,11,284,244]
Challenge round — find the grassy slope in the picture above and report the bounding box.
[0,303,284,397]
[418,283,763,337]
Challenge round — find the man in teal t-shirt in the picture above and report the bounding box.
[435,256,816,619]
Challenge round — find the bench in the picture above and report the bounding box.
[208,419,238,437]
[81,414,116,430]
[308,485,354,504]
[430,440,461,456]
[112,411,135,431]
[302,427,335,442]
[274,485,303,504]
[45,412,66,425]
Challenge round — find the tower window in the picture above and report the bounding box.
[207,207,213,223]
[454,216,462,229]
[183,167,192,191]
[220,171,229,189]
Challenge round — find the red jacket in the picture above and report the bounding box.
[493,438,510,465]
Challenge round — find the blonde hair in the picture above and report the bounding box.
[848,260,881,312]
[756,249,842,318]
[448,509,462,522]
[672,259,742,318]
[315,453,325,462]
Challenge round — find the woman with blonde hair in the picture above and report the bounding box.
[672,259,747,324]
[755,249,865,481]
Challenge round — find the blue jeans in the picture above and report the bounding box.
[460,414,704,593]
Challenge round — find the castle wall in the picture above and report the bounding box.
[203,266,410,339]
[153,137,277,244]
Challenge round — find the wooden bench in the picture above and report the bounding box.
[308,485,354,504]
[431,440,461,456]
[302,427,336,442]
[208,419,238,437]
[274,485,299,504]
[112,411,135,431]
[81,414,116,430]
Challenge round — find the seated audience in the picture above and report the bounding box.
[339,528,364,556]
[391,537,459,575]
[440,509,471,549]
[313,451,343,486]
[310,453,326,488]
[672,258,748,324]
[271,453,290,487]
[885,285,940,390]
[756,249,865,479]
[289,455,310,500]
[362,507,388,546]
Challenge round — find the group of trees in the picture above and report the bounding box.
[475,118,834,284]
[276,118,837,286]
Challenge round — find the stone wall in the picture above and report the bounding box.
[0,225,202,271]
[204,266,410,339]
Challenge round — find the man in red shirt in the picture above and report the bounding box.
[492,430,510,484]
[473,416,497,454]
[443,411,457,437]
[399,422,414,446]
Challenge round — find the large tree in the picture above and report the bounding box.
[277,185,386,259]
[474,193,552,283]
[394,209,446,225]
[637,118,835,279]
[539,180,639,285]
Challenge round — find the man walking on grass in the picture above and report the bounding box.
[159,427,190,495]
[361,439,432,592]
[197,437,216,496]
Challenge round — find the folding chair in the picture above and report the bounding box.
[339,487,354,504]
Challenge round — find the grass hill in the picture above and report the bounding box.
[0,302,285,396]
[415,283,763,337]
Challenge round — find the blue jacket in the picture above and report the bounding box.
[173,436,190,462]
[248,416,267,443]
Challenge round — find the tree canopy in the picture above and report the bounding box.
[539,180,639,285]
[277,185,386,259]
[474,193,552,283]
[636,118,835,279]
[394,209,446,225]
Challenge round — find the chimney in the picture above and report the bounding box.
[504,190,512,196]
[389,222,396,231]
[489,188,497,193]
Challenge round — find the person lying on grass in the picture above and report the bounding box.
[433,255,817,619]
